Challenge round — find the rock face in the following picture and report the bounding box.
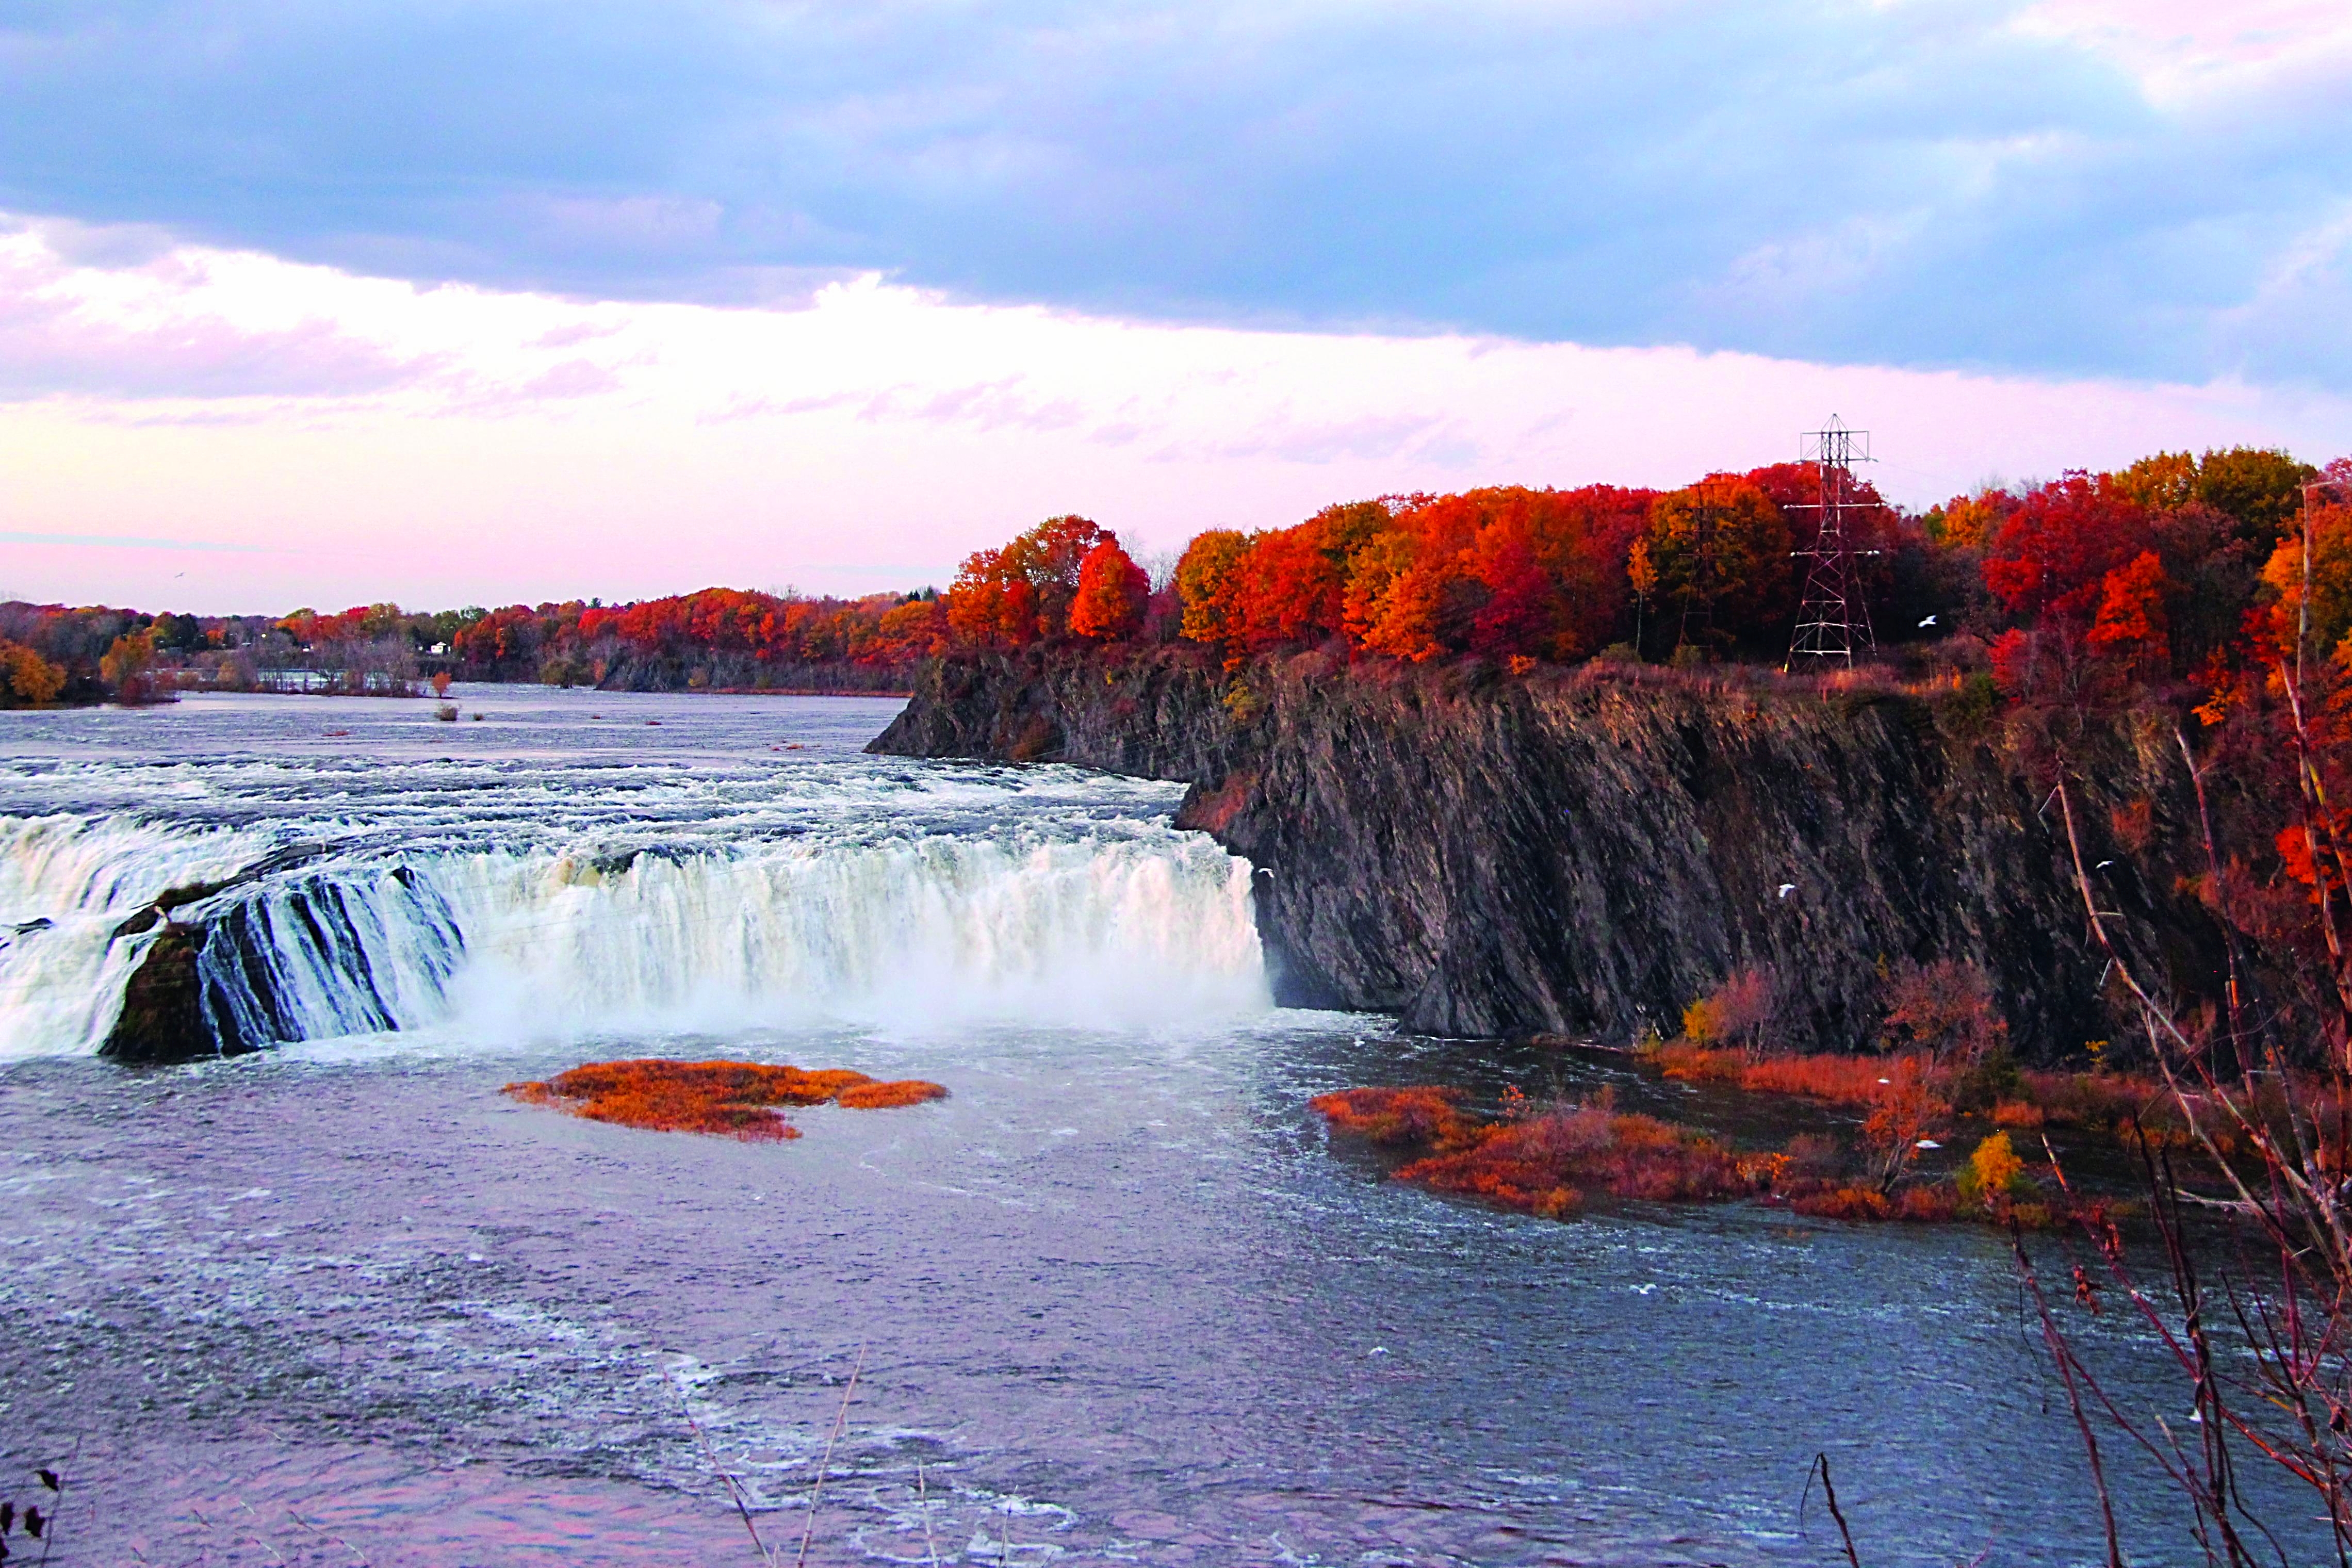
[871,649,2235,1058]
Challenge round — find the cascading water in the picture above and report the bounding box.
[0,692,1267,1058]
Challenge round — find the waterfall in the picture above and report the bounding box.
[0,814,1269,1058]
[0,814,271,1058]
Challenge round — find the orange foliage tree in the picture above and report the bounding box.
[1174,529,1254,651]
[1171,486,1652,665]
[0,642,67,706]
[99,630,156,705]
[943,514,1110,648]
[1069,537,1150,641]
[2260,494,2352,657]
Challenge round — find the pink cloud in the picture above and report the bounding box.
[532,320,625,349]
[515,358,624,399]
[0,246,443,402]
[1196,411,1451,465]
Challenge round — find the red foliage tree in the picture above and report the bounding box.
[2085,549,2171,672]
[1069,537,1149,641]
[1983,473,2148,620]
[943,515,1109,647]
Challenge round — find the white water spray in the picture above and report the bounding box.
[0,811,1267,1059]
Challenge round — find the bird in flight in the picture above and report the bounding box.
[1918,614,1937,628]
[1777,883,1796,899]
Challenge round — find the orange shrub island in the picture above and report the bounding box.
[1310,1085,2076,1228]
[505,1059,948,1140]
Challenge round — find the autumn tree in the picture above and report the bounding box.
[1861,1060,1951,1193]
[99,629,157,705]
[2193,445,2318,551]
[2084,549,2171,674]
[1069,536,1149,641]
[944,548,1037,648]
[2261,496,2352,658]
[940,515,1111,649]
[1344,528,1449,661]
[1175,530,1253,649]
[2145,501,2263,675]
[2104,450,2200,513]
[0,642,66,706]
[999,514,1107,638]
[1926,487,2017,550]
[876,595,952,660]
[1879,958,2005,1066]
[1982,473,2148,620]
[1630,477,1792,650]
[1474,486,1649,659]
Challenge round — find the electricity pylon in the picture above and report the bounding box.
[1785,417,1879,667]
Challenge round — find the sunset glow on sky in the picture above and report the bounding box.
[1,1,2346,612]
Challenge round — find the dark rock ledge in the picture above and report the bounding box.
[871,649,2235,1060]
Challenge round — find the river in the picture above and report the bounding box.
[0,689,2252,1564]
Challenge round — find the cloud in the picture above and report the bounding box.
[513,357,623,400]
[0,230,441,401]
[1198,412,1455,466]
[0,224,657,409]
[0,302,434,402]
[0,216,2345,622]
[0,2,2344,388]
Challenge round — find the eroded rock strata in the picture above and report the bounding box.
[871,650,2234,1058]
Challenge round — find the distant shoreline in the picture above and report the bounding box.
[143,683,914,701]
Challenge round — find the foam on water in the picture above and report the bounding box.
[0,691,1268,1057]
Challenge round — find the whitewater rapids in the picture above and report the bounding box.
[0,692,1267,1058]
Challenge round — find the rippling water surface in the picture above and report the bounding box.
[0,690,2251,1564]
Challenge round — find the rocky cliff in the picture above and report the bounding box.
[871,649,2237,1058]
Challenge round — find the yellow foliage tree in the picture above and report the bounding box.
[0,642,66,706]
[1958,1131,2024,1206]
[1175,530,1252,646]
[1631,477,1792,649]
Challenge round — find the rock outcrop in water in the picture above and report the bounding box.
[101,877,252,1065]
[98,851,436,1065]
[871,649,2236,1059]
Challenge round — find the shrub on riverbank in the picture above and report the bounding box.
[1313,1086,1768,1215]
[1642,1039,2175,1133]
[505,1059,948,1139]
[1312,1085,2088,1229]
[1306,1086,1479,1148]
[1394,1101,1763,1215]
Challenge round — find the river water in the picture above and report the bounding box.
[0,690,2253,1564]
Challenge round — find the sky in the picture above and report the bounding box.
[1,0,2347,613]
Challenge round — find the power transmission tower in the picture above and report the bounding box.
[1784,416,1879,668]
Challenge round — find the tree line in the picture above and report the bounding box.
[1,443,2340,707]
[934,445,2343,699]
